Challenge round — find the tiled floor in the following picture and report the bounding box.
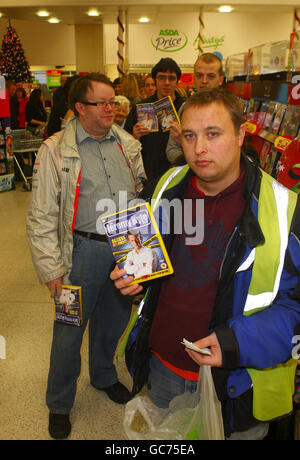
[0,182,134,440]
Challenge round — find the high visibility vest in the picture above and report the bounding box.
[150,165,189,212]
[236,169,298,421]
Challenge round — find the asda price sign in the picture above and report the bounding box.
[151,29,188,53]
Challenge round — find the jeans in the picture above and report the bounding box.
[147,354,269,440]
[46,233,132,414]
[147,354,198,409]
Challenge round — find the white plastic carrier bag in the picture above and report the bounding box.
[123,365,224,440]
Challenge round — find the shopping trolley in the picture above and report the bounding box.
[12,128,44,191]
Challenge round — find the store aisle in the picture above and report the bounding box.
[0,183,133,440]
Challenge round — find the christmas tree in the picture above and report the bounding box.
[0,22,32,82]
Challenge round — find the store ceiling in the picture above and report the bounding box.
[0,1,298,26]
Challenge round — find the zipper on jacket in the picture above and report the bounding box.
[218,226,238,281]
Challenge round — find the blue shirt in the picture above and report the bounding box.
[75,120,136,233]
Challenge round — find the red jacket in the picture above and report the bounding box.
[17,97,28,128]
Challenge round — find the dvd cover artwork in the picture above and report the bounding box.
[101,202,174,284]
[279,105,300,139]
[136,96,180,133]
[54,285,83,327]
[136,103,159,131]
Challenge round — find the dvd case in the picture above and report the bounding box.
[136,96,180,132]
[136,103,159,132]
[54,285,83,327]
[247,98,261,114]
[264,145,280,176]
[259,140,271,169]
[101,202,174,284]
[269,103,286,136]
[279,105,300,138]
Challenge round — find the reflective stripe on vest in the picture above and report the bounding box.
[237,170,298,421]
[237,173,297,313]
[151,165,189,212]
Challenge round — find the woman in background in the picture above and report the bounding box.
[25,88,47,132]
[48,75,80,136]
[114,95,131,128]
[143,75,156,98]
[16,87,28,128]
[121,74,141,106]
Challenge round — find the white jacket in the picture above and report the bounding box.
[26,118,146,284]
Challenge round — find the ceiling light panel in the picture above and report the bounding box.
[37,10,50,17]
[48,17,60,24]
[139,17,150,23]
[87,9,101,17]
[218,6,234,13]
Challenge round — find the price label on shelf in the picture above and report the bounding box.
[244,121,261,135]
[274,135,293,153]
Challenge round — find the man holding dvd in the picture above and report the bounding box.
[111,88,300,440]
[124,57,185,182]
[27,73,146,439]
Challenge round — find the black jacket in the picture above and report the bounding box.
[25,102,47,128]
[9,95,19,129]
[47,87,68,136]
[124,91,185,182]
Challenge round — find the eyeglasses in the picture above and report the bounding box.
[80,100,119,108]
[156,75,177,82]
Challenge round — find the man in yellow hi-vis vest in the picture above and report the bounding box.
[111,88,300,440]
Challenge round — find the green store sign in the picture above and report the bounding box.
[151,29,188,53]
[193,35,225,51]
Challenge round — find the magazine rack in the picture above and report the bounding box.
[0,83,15,193]
[226,74,300,194]
[243,110,300,193]
[0,116,14,193]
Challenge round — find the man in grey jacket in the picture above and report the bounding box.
[27,73,146,439]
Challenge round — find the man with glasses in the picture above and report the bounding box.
[124,58,185,182]
[27,73,146,439]
[166,53,224,164]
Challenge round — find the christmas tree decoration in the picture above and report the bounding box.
[0,22,32,82]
